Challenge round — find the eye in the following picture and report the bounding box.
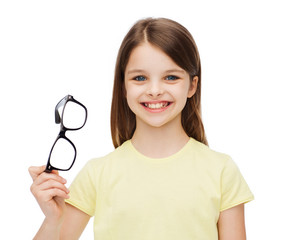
[134,76,147,81]
[165,75,179,81]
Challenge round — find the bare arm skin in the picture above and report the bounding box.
[33,203,90,240]
[29,166,90,240]
[217,204,246,240]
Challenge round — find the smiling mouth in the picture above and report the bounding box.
[141,101,171,109]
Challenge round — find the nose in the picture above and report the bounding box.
[146,80,164,97]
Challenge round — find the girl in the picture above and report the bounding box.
[29,17,254,239]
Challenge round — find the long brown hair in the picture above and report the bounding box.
[111,18,208,148]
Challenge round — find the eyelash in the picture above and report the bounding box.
[133,75,179,81]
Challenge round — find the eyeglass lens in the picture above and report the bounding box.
[61,101,87,129]
[49,138,75,170]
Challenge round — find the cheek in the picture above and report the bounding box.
[125,84,134,99]
[172,86,190,109]
[173,84,190,99]
[125,85,139,110]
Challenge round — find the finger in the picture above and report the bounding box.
[33,188,69,203]
[41,188,70,202]
[33,171,67,186]
[31,181,70,200]
[31,184,67,200]
[28,166,46,181]
[52,169,59,175]
[38,179,70,194]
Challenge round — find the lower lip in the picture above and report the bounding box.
[141,103,172,113]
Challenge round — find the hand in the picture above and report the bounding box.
[29,166,70,224]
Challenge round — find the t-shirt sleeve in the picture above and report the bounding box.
[65,159,98,216]
[220,157,254,211]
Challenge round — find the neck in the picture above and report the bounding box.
[131,117,190,158]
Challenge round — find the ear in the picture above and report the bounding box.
[187,76,198,98]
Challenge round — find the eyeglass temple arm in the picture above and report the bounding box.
[54,95,71,124]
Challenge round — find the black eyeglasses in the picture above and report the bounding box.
[45,95,88,173]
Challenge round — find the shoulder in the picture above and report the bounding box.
[188,138,232,168]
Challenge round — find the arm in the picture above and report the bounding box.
[60,203,90,239]
[34,203,90,240]
[217,204,246,240]
[29,166,90,240]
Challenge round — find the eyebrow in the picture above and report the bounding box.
[126,69,185,75]
[165,69,185,74]
[126,69,146,75]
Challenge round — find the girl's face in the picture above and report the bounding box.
[124,42,197,129]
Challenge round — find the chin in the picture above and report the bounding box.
[140,116,180,129]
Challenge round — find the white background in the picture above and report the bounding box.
[1,0,292,239]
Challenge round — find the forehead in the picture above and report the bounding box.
[125,42,185,74]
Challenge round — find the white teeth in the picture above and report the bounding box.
[144,102,168,109]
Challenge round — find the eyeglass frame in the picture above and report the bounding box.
[45,95,88,173]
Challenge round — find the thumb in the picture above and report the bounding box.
[28,165,46,181]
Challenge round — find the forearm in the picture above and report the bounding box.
[33,218,63,240]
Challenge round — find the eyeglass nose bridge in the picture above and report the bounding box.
[58,128,67,137]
